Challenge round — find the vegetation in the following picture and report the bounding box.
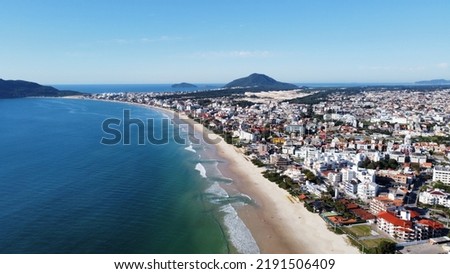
[224,73,299,90]
[342,225,372,238]
[412,135,450,146]
[288,87,363,105]
[0,78,83,98]
[223,132,233,144]
[420,202,450,219]
[301,169,319,184]
[409,162,421,173]
[365,128,393,136]
[262,170,296,192]
[431,181,450,193]
[171,82,197,88]
[232,100,254,108]
[360,239,397,254]
[347,236,397,254]
[251,158,265,167]
[358,157,399,170]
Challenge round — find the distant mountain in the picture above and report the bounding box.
[224,73,299,90]
[171,82,197,88]
[0,78,83,99]
[415,79,450,85]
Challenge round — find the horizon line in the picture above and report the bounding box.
[49,81,425,86]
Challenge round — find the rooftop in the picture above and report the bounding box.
[378,211,413,228]
[434,166,450,172]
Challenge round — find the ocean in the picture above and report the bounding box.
[0,98,258,254]
[52,84,222,94]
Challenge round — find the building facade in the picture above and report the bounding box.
[433,166,450,185]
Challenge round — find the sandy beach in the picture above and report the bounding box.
[67,97,358,254]
[171,110,359,254]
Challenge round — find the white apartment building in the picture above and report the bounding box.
[344,179,359,194]
[341,168,356,182]
[328,172,342,184]
[419,189,450,208]
[233,129,255,143]
[356,169,376,184]
[433,166,450,185]
[357,181,378,201]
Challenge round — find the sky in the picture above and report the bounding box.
[0,0,449,84]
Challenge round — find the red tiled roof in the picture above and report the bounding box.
[373,196,389,201]
[378,211,412,228]
[372,196,404,207]
[418,219,444,229]
[345,203,359,210]
[298,194,308,200]
[350,208,376,220]
[429,190,446,196]
[409,210,420,219]
[328,216,358,225]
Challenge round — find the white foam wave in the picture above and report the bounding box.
[195,163,207,178]
[240,193,253,202]
[185,144,196,153]
[205,182,229,198]
[205,183,260,254]
[221,204,260,254]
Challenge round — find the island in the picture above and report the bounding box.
[171,82,197,88]
[415,79,450,85]
[0,78,83,99]
[224,73,299,90]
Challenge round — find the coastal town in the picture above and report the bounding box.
[88,85,450,254]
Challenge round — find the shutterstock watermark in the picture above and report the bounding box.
[100,110,221,145]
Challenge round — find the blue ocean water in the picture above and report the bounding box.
[52,84,222,93]
[0,98,257,254]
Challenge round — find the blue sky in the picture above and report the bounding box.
[0,0,449,84]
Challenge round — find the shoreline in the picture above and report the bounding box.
[214,142,359,253]
[62,96,359,253]
[153,106,359,253]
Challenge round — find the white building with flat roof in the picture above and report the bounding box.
[357,181,378,201]
[433,166,450,185]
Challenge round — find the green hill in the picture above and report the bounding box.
[224,73,298,90]
[0,78,83,99]
[171,82,197,88]
[415,79,450,85]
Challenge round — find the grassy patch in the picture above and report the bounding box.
[342,225,372,237]
[360,238,393,249]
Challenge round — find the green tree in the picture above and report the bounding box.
[410,163,421,173]
[388,159,399,169]
[376,240,396,254]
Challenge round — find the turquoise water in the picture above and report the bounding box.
[0,98,258,254]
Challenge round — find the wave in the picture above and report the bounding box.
[239,193,253,203]
[221,204,260,254]
[195,163,207,178]
[205,183,260,254]
[184,144,196,153]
